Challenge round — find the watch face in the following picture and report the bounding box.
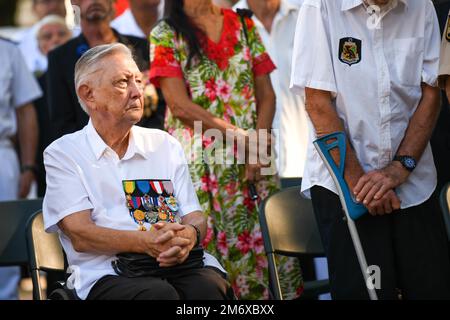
[403,157,416,169]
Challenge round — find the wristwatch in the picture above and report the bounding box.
[189,224,201,247]
[21,164,38,175]
[393,155,417,172]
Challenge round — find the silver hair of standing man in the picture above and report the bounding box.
[74,43,134,114]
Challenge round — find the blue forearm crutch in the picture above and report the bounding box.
[314,132,378,300]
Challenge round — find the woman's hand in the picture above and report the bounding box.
[245,163,262,183]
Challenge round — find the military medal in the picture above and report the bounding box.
[122,179,182,229]
[165,196,179,212]
[123,181,136,195]
[162,181,174,195]
[133,210,147,231]
[150,181,164,195]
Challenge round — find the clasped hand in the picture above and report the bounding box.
[143,222,196,267]
[352,162,409,215]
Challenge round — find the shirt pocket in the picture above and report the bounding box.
[394,37,424,87]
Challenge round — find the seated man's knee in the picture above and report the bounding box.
[185,268,232,300]
[135,280,180,300]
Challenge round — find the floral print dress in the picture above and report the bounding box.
[150,9,303,300]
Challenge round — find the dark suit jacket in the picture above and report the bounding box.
[46,29,165,141]
[432,0,450,192]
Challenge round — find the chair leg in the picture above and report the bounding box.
[267,253,283,300]
[30,269,43,300]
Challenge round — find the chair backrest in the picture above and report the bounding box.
[439,183,450,242]
[259,186,324,257]
[26,211,65,272]
[0,199,43,266]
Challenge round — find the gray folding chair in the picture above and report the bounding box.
[0,199,43,267]
[26,211,72,300]
[258,186,329,300]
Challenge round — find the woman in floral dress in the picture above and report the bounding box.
[149,0,302,299]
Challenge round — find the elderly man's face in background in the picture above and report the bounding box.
[91,53,144,125]
[71,0,114,22]
[33,0,67,19]
[38,23,72,56]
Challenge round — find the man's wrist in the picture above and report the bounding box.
[188,224,201,247]
[392,155,416,173]
[21,164,37,175]
[388,161,410,185]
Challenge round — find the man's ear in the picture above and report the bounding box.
[78,84,95,110]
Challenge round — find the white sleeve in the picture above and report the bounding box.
[11,45,42,108]
[42,144,94,233]
[171,139,202,217]
[290,0,337,97]
[422,0,441,87]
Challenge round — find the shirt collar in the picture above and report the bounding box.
[234,0,298,18]
[341,0,407,11]
[279,0,299,17]
[86,120,148,161]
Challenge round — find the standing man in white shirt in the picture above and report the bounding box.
[17,0,67,74]
[0,39,41,300]
[291,0,450,299]
[233,0,309,182]
[43,43,230,300]
[111,0,163,39]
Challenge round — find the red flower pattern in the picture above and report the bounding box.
[236,230,252,255]
[217,231,228,256]
[205,78,217,101]
[198,9,240,71]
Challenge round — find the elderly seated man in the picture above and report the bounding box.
[43,43,231,300]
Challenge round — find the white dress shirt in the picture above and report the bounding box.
[111,9,147,39]
[0,39,42,141]
[43,121,224,300]
[111,2,165,39]
[233,0,309,178]
[16,25,48,74]
[290,0,441,209]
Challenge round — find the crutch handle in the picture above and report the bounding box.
[314,132,367,220]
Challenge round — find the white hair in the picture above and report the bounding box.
[35,14,70,39]
[74,43,134,114]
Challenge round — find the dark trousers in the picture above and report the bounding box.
[87,267,233,300]
[311,186,450,300]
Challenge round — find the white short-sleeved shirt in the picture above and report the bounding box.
[43,121,224,300]
[111,2,165,39]
[111,9,146,39]
[0,39,42,141]
[233,0,309,178]
[290,0,441,208]
[16,25,48,74]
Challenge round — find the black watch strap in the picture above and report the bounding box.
[393,155,416,172]
[189,224,201,247]
[21,164,38,175]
